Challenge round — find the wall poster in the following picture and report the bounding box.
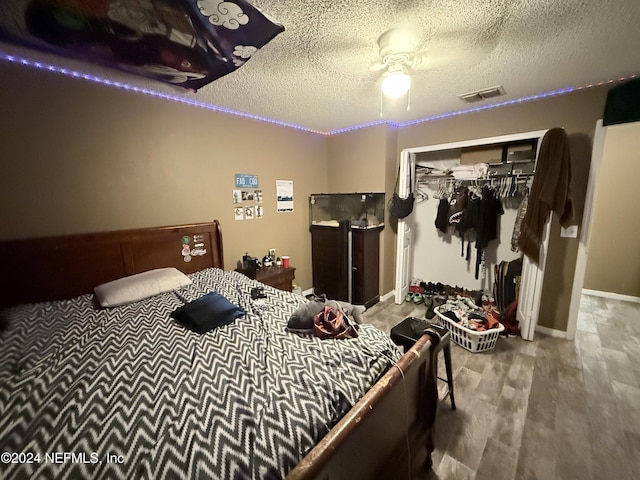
[276,180,294,212]
[233,174,262,221]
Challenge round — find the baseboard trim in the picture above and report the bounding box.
[302,289,396,303]
[582,289,640,304]
[380,290,395,302]
[535,325,566,338]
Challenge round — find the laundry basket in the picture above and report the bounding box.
[434,306,504,353]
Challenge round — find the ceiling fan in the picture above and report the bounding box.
[370,26,494,100]
[370,27,430,99]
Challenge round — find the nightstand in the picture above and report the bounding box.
[255,266,296,292]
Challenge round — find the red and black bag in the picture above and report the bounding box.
[313,305,359,339]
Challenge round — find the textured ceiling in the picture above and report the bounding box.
[3,0,640,134]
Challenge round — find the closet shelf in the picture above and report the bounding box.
[417,171,534,183]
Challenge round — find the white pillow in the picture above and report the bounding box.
[94,268,192,307]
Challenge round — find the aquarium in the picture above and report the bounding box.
[309,193,385,228]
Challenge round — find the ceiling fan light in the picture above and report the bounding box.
[381,70,411,98]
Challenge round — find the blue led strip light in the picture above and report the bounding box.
[0,51,328,135]
[1,50,635,136]
[396,88,577,128]
[329,77,636,135]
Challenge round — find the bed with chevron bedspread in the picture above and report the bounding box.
[0,268,401,479]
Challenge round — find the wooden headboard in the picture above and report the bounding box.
[0,220,224,308]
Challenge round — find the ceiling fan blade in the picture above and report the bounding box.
[369,60,387,72]
[409,35,498,71]
[410,51,454,70]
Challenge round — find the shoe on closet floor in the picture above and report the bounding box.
[425,294,447,320]
[505,321,520,337]
[498,299,519,337]
[423,294,433,308]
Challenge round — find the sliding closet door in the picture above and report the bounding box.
[516,132,551,341]
[517,227,550,341]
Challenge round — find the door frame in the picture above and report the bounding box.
[565,120,606,340]
[394,129,550,339]
[394,150,414,303]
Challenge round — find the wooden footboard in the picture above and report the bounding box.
[287,332,439,480]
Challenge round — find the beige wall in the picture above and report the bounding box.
[325,124,396,296]
[396,86,611,331]
[327,125,387,192]
[0,62,327,290]
[2,60,625,321]
[584,122,640,296]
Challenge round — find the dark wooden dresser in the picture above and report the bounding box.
[311,224,382,308]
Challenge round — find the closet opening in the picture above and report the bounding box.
[394,130,550,341]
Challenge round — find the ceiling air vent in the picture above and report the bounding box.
[458,85,506,103]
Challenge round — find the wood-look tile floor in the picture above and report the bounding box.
[363,294,640,480]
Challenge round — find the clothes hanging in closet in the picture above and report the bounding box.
[456,195,480,259]
[511,194,528,252]
[517,128,574,263]
[435,198,450,233]
[451,185,504,279]
[473,186,504,279]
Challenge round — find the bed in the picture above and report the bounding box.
[0,220,438,479]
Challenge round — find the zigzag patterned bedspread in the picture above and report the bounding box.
[0,268,400,479]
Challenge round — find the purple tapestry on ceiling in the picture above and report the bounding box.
[0,0,284,90]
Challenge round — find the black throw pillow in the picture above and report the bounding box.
[171,292,244,334]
